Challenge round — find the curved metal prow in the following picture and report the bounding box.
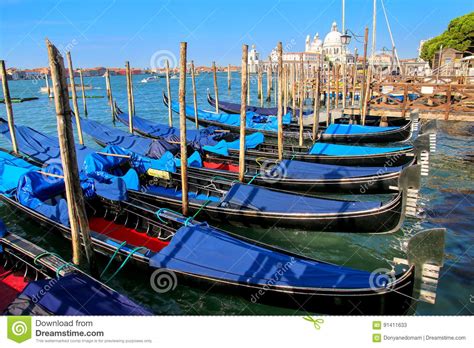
[395,228,446,304]
[420,119,438,154]
[408,108,420,133]
[413,133,433,176]
[397,164,421,218]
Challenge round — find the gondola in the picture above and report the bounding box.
[0,121,422,232]
[0,153,445,314]
[77,117,416,194]
[207,90,311,116]
[171,93,414,143]
[0,220,152,315]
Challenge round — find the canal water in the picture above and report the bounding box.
[0,72,472,315]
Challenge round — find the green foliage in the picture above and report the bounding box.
[420,12,474,63]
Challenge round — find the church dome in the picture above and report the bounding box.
[323,21,342,47]
[313,33,323,48]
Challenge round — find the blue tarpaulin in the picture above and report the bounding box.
[308,142,412,156]
[150,223,386,289]
[220,183,380,213]
[203,132,265,156]
[0,151,38,194]
[19,273,152,315]
[0,118,93,166]
[271,159,402,180]
[168,99,292,132]
[324,123,399,135]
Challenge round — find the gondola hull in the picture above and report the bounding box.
[0,194,416,315]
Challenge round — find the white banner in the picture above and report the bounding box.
[0,316,472,347]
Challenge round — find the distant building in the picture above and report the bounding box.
[432,47,465,75]
[248,45,260,73]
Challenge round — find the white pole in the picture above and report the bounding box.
[381,0,401,73]
[371,0,377,68]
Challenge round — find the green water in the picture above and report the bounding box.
[0,73,473,315]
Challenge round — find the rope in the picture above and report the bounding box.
[33,251,62,265]
[247,173,261,185]
[103,247,146,283]
[155,207,183,224]
[100,241,126,278]
[184,199,212,226]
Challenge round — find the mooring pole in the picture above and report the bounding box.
[283,64,288,114]
[239,44,248,182]
[361,27,369,123]
[292,62,297,118]
[0,60,19,154]
[312,66,321,140]
[166,59,172,127]
[257,66,263,105]
[105,69,114,121]
[227,64,231,90]
[212,61,219,113]
[266,63,272,102]
[45,73,51,98]
[46,40,97,273]
[277,42,283,161]
[125,61,134,133]
[179,42,189,215]
[326,61,331,126]
[352,48,358,107]
[78,69,88,117]
[66,52,84,145]
[191,60,199,129]
[298,56,304,146]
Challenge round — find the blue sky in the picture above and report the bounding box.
[0,0,472,68]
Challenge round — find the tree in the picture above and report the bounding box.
[420,12,474,64]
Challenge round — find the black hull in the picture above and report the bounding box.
[130,189,405,233]
[229,146,415,167]
[319,120,412,143]
[0,194,416,314]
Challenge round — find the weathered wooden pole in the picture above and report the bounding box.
[66,52,84,145]
[277,42,283,161]
[352,48,358,107]
[0,60,19,154]
[190,60,199,129]
[238,44,248,182]
[125,61,133,133]
[312,66,321,140]
[212,61,219,113]
[44,73,51,98]
[78,69,88,117]
[227,64,231,90]
[298,56,304,146]
[266,63,272,102]
[360,27,369,121]
[46,39,96,272]
[283,64,288,114]
[334,64,339,108]
[326,61,331,125]
[292,62,297,118]
[178,42,189,215]
[105,69,114,121]
[257,66,262,101]
[166,59,172,126]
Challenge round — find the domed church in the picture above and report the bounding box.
[306,21,349,63]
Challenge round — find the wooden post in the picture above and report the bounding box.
[212,61,219,113]
[277,42,283,161]
[361,65,372,125]
[190,60,199,129]
[352,48,358,107]
[66,52,84,145]
[238,45,248,182]
[292,62,297,118]
[298,56,304,146]
[283,65,288,114]
[360,27,369,120]
[125,61,133,133]
[105,69,114,121]
[257,66,262,101]
[166,59,172,126]
[326,61,331,125]
[0,60,19,154]
[312,66,321,140]
[178,42,189,215]
[78,69,88,117]
[227,64,231,90]
[44,73,51,98]
[335,64,340,109]
[266,63,272,102]
[46,40,96,272]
